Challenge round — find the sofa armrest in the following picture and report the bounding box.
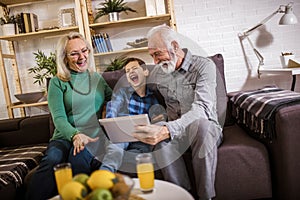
[0,114,51,147]
[0,118,23,132]
[267,104,300,199]
[228,90,300,198]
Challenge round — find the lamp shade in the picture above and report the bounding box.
[279,5,298,25]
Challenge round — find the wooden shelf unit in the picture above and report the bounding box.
[0,0,177,118]
[0,26,80,41]
[0,0,85,118]
[81,0,177,71]
[94,47,148,57]
[89,14,172,29]
[0,0,44,6]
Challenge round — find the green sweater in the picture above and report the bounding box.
[48,70,112,141]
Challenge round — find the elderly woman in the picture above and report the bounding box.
[26,32,112,200]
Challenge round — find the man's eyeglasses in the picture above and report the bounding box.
[67,47,90,58]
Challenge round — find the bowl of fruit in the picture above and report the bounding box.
[60,170,135,200]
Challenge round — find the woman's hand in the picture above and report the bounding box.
[132,124,170,145]
[72,133,99,156]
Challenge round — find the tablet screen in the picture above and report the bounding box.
[99,114,150,143]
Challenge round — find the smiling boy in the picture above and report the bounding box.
[100,57,166,172]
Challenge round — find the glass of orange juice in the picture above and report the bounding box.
[53,163,73,195]
[136,153,154,193]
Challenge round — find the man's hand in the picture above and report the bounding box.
[72,133,99,156]
[133,124,170,145]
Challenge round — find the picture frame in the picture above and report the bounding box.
[58,8,76,27]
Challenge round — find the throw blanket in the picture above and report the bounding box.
[231,86,300,141]
[0,144,47,189]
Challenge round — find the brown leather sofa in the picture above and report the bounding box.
[0,115,50,200]
[0,110,272,200]
[1,54,299,199]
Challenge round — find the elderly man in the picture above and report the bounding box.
[133,25,223,200]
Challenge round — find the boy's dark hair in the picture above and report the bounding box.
[123,57,147,70]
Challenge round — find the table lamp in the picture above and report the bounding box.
[238,2,298,77]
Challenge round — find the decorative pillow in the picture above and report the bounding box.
[102,69,126,90]
[209,54,228,128]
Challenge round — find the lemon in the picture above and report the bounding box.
[60,181,88,200]
[73,173,90,188]
[87,170,116,190]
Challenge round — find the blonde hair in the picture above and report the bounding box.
[56,32,95,81]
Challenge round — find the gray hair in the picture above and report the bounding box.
[146,24,180,50]
[56,32,95,81]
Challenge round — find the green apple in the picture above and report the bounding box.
[88,188,113,200]
[73,173,90,190]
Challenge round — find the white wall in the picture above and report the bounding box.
[173,0,300,92]
[0,0,300,119]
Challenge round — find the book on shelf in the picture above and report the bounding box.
[94,34,104,53]
[30,13,39,32]
[145,0,157,16]
[15,13,25,34]
[91,33,113,53]
[91,35,98,52]
[99,33,108,52]
[17,12,39,33]
[155,0,166,15]
[144,0,166,16]
[103,33,113,52]
[22,13,31,33]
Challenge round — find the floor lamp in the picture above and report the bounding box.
[238,2,298,77]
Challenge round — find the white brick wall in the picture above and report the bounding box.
[0,0,300,119]
[174,0,300,93]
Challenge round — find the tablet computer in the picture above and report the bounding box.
[99,114,150,143]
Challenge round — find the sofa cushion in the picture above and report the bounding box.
[102,68,126,90]
[0,115,51,148]
[215,124,272,199]
[0,118,23,132]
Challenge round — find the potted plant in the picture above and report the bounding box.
[0,7,16,35]
[104,55,128,71]
[94,0,137,22]
[28,50,57,87]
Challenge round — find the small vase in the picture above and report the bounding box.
[108,12,119,22]
[1,23,16,36]
[280,54,295,68]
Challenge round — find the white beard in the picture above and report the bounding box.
[158,54,178,74]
